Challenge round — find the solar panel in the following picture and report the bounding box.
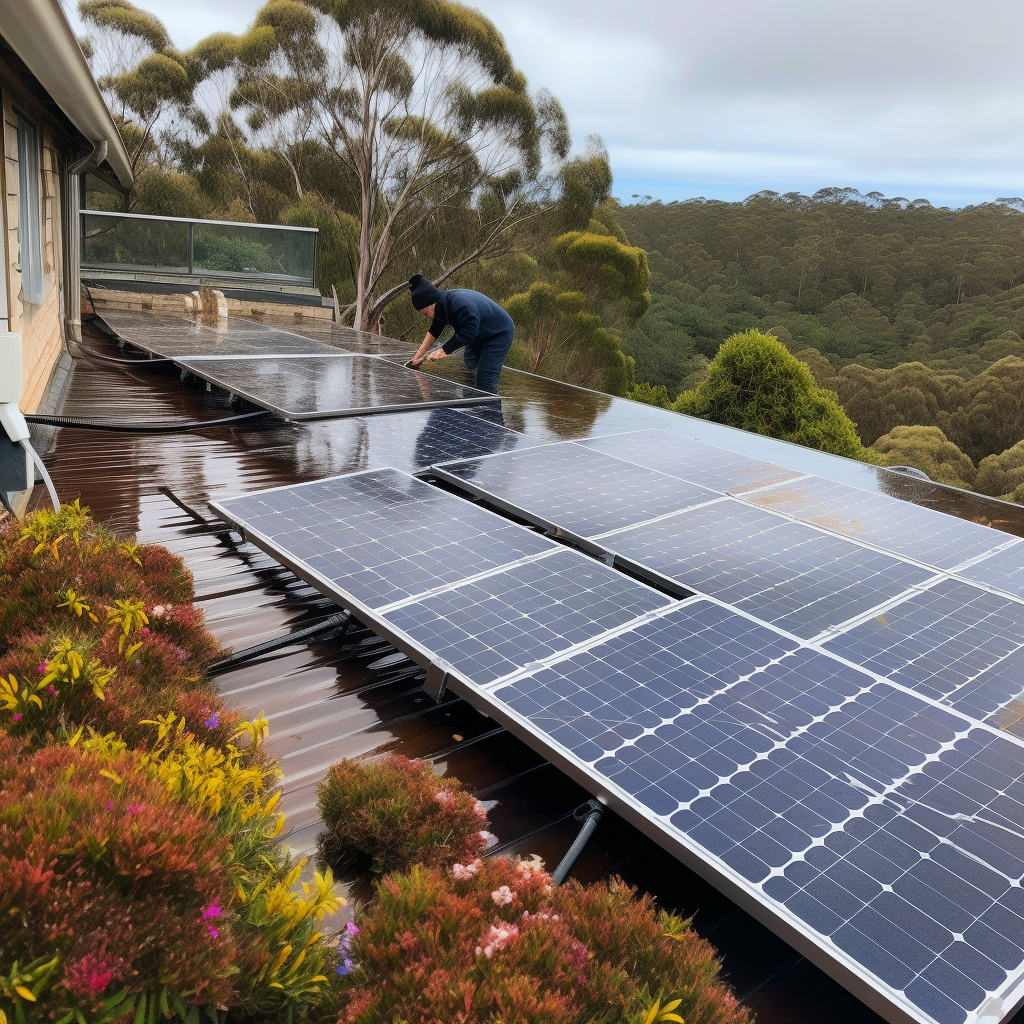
[176,354,497,420]
[957,540,1024,601]
[234,313,420,357]
[747,477,1008,570]
[822,579,1024,725]
[488,599,1024,1024]
[581,428,803,494]
[209,468,556,612]
[98,307,341,357]
[381,547,673,685]
[600,500,935,639]
[433,442,718,538]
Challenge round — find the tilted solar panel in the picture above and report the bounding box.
[210,468,556,611]
[381,547,673,685]
[599,499,936,639]
[957,540,1024,601]
[823,579,1024,729]
[98,307,341,357]
[433,441,718,538]
[488,599,1024,1024]
[176,354,497,420]
[213,449,1024,1024]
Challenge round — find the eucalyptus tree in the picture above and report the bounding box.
[78,0,233,201]
[503,229,649,395]
[228,0,588,331]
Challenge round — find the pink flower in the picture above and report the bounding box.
[475,922,519,958]
[201,903,222,921]
[491,885,514,907]
[36,661,48,673]
[207,925,220,938]
[106,801,114,809]
[346,921,359,937]
[126,803,146,814]
[47,684,57,696]
[63,953,113,999]
[12,713,22,722]
[151,605,167,617]
[478,830,497,849]
[203,713,219,730]
[452,861,480,880]
[141,627,150,636]
[434,789,456,807]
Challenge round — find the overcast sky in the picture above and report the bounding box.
[68,0,1024,208]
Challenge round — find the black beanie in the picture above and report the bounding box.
[409,273,444,310]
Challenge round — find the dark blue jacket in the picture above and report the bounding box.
[429,289,515,355]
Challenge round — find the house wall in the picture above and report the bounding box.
[0,87,68,413]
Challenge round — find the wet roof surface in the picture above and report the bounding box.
[34,314,1024,1024]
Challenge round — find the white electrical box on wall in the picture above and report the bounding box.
[0,331,23,405]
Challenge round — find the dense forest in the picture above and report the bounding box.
[618,191,1024,502]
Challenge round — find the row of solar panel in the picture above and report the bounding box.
[208,421,1024,1023]
[428,434,1024,731]
[97,308,496,420]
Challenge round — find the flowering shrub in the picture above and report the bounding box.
[0,501,194,653]
[0,505,225,750]
[0,736,239,1021]
[317,755,491,875]
[335,857,751,1024]
[0,719,345,1023]
[0,506,348,1023]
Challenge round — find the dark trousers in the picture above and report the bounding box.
[463,330,513,394]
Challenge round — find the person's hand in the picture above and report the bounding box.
[426,348,447,361]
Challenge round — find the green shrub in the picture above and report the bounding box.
[675,329,868,459]
[335,857,750,1024]
[317,755,491,875]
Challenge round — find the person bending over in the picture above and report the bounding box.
[408,274,514,395]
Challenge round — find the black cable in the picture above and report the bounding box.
[24,411,271,432]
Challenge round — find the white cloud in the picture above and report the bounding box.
[72,0,1024,206]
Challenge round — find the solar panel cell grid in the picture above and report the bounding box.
[602,500,935,639]
[491,601,1024,1024]
[823,579,1024,727]
[210,469,556,610]
[581,428,802,494]
[957,541,1024,600]
[381,548,672,684]
[435,441,719,537]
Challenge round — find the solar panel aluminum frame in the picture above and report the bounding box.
[434,599,1024,1024]
[177,356,501,421]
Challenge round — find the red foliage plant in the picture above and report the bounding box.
[0,732,242,1018]
[0,505,230,751]
[336,856,751,1024]
[0,504,194,656]
[316,755,491,875]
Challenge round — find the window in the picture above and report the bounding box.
[16,116,46,305]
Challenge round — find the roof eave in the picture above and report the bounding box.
[0,0,133,189]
